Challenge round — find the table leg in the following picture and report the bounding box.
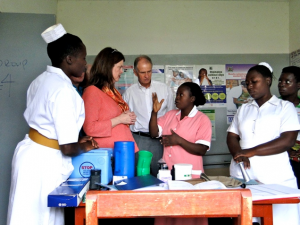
[75,205,85,225]
[252,204,273,225]
[233,204,273,225]
[232,216,240,225]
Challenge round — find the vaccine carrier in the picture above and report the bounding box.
[69,148,113,184]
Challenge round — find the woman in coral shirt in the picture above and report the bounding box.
[82,47,138,152]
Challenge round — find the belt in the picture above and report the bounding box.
[132,131,162,139]
[29,128,60,150]
[132,131,152,138]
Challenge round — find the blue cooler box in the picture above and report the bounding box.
[69,148,113,184]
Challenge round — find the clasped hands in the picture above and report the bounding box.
[120,110,137,125]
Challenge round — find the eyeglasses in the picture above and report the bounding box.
[111,49,118,54]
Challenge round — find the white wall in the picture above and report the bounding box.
[0,0,57,14]
[289,0,300,52]
[57,1,289,55]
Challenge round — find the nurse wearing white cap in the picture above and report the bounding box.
[7,24,98,225]
[228,62,300,225]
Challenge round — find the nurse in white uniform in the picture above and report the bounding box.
[7,24,98,225]
[227,62,300,225]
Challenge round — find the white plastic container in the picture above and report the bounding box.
[174,163,192,180]
[157,170,172,183]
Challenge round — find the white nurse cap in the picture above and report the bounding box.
[41,23,67,44]
[258,62,273,73]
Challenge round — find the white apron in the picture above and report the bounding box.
[230,145,300,225]
[7,135,74,225]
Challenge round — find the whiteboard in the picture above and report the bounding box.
[0,13,55,222]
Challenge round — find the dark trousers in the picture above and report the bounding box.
[290,159,300,189]
[132,133,163,177]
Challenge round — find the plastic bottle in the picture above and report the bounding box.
[157,170,172,183]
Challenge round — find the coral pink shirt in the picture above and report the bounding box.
[82,85,139,152]
[157,106,211,176]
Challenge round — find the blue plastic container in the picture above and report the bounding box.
[69,148,113,184]
[114,141,135,178]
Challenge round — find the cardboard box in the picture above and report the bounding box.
[48,178,90,207]
[69,148,113,184]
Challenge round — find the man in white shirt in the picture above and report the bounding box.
[123,55,175,176]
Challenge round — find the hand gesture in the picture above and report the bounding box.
[79,136,99,151]
[152,92,164,113]
[161,129,180,147]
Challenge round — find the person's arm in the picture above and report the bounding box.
[162,129,208,156]
[60,136,98,157]
[234,131,298,159]
[227,131,250,167]
[149,111,159,138]
[149,92,164,138]
[227,132,242,156]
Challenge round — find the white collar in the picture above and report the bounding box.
[175,105,198,117]
[250,95,279,107]
[267,95,280,106]
[138,81,152,90]
[46,65,72,85]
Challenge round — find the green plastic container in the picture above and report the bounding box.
[136,150,153,176]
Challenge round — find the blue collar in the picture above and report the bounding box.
[73,85,83,97]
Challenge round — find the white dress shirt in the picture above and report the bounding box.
[122,80,175,133]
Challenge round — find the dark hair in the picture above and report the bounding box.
[47,33,84,67]
[247,65,273,86]
[199,68,207,74]
[89,47,125,91]
[179,82,206,106]
[282,66,300,83]
[134,55,152,71]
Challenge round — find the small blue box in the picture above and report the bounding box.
[69,148,113,184]
[48,177,90,207]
